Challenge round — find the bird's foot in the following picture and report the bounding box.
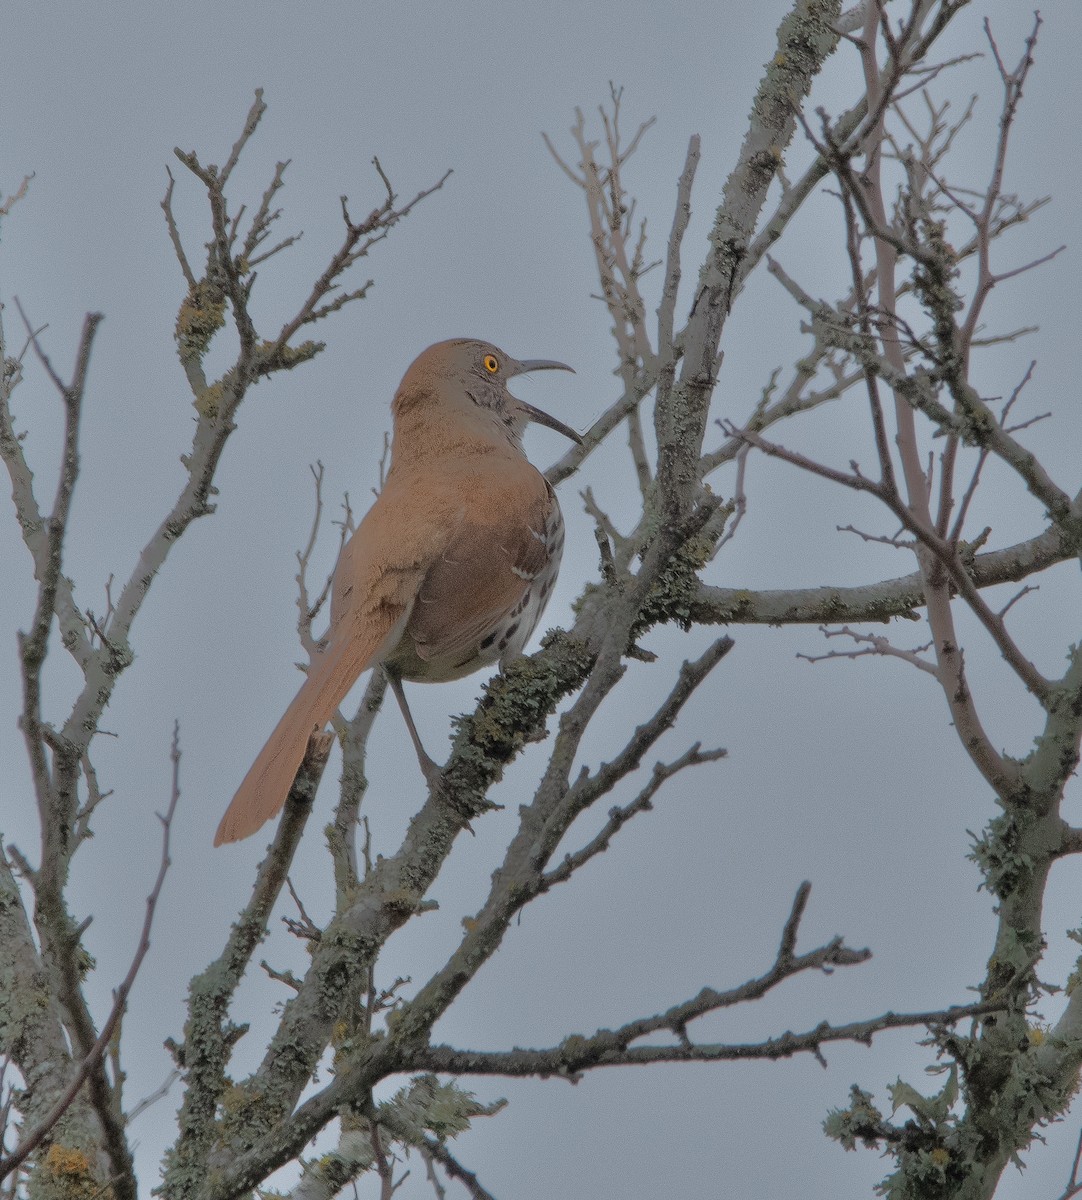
[419,752,478,831]
[418,751,446,793]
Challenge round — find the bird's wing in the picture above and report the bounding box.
[217,471,449,845]
[407,464,555,664]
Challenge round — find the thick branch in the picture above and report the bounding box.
[655,0,842,521]
[689,525,1074,627]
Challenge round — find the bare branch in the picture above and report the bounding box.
[219,88,268,185]
[411,999,1000,1077]
[295,461,341,658]
[1055,1127,1082,1200]
[170,733,327,1177]
[540,741,727,891]
[0,723,183,1187]
[419,1138,497,1200]
[799,624,938,674]
[657,0,845,526]
[404,883,999,1080]
[689,524,1074,627]
[161,168,197,289]
[125,1068,182,1126]
[269,160,452,357]
[730,422,1052,708]
[0,173,33,217]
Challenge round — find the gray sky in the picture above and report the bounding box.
[2,2,1081,1197]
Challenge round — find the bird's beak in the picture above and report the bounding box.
[508,358,582,444]
[512,358,575,376]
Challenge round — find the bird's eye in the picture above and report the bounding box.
[483,354,499,373]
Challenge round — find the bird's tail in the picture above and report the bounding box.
[215,634,378,846]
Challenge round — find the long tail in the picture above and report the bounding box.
[215,634,378,845]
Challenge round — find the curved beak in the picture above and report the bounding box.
[512,358,575,377]
[508,357,581,444]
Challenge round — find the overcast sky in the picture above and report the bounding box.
[2,3,1081,1197]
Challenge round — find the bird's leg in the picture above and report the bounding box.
[383,668,445,790]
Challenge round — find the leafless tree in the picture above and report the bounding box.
[2,3,1080,1198]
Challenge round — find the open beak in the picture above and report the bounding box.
[508,357,582,444]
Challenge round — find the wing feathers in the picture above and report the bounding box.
[408,475,554,664]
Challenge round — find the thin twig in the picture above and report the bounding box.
[0,723,184,1184]
[419,1139,496,1200]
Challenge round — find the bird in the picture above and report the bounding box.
[215,338,579,845]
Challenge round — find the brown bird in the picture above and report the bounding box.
[215,338,578,845]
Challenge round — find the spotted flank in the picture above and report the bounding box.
[491,500,564,667]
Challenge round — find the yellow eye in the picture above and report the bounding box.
[483,354,499,373]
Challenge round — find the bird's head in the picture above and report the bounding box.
[395,338,580,450]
